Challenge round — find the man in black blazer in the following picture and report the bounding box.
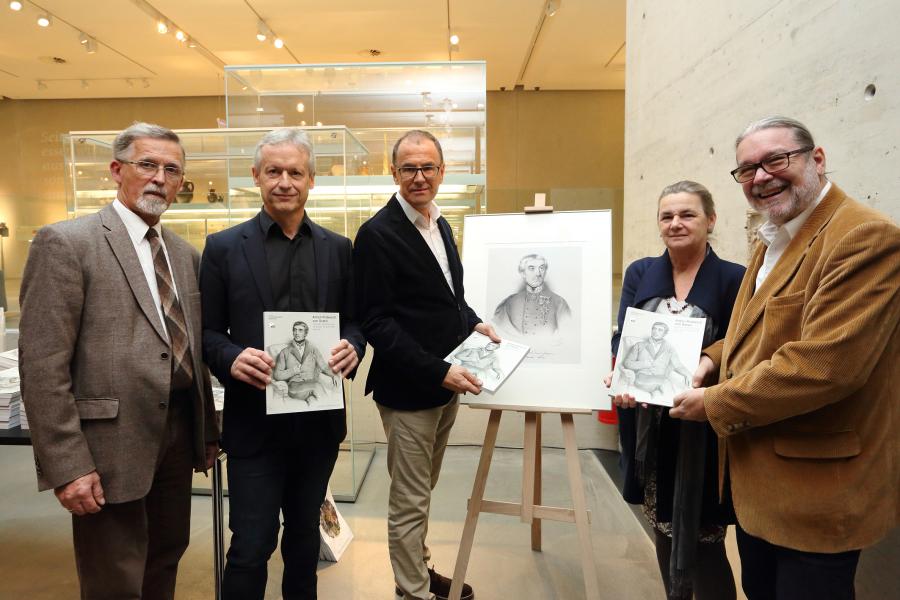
[200,127,364,600]
[354,130,499,600]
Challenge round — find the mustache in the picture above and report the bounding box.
[142,186,167,197]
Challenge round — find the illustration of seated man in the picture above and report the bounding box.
[620,322,691,401]
[451,341,503,383]
[271,321,337,404]
[493,253,571,336]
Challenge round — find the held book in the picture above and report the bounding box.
[444,331,530,394]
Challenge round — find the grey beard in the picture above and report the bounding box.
[136,194,169,217]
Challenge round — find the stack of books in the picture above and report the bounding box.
[0,366,21,430]
[0,348,18,369]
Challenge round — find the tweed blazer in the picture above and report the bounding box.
[703,184,900,552]
[18,204,218,503]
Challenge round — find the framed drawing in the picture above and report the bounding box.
[460,211,612,411]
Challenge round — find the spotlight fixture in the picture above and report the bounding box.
[36,80,47,90]
[85,38,97,53]
[156,20,168,34]
[296,102,305,113]
[315,121,322,127]
[449,34,460,45]
[273,37,284,49]
[37,13,51,27]
[187,38,197,48]
[9,1,23,11]
[175,30,187,42]
[300,120,307,126]
[256,20,268,42]
[79,32,89,44]
[546,0,561,17]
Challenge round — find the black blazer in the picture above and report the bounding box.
[200,212,365,457]
[353,195,481,410]
[612,247,745,523]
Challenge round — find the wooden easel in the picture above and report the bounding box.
[448,405,600,600]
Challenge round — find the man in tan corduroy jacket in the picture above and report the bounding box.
[670,116,899,600]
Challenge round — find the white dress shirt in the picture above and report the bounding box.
[396,194,455,294]
[755,181,831,291]
[112,198,179,337]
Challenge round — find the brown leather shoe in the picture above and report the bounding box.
[394,567,475,600]
[429,566,474,600]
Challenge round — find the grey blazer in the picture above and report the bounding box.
[18,204,218,503]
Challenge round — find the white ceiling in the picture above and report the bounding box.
[0,0,624,100]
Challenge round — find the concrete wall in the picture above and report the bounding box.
[624,0,900,269]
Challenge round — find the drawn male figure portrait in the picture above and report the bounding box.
[493,253,571,336]
[272,321,337,404]
[621,321,692,402]
[451,341,503,383]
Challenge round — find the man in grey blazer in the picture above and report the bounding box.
[19,122,219,600]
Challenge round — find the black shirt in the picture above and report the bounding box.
[259,209,317,312]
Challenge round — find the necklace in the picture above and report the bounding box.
[665,297,689,314]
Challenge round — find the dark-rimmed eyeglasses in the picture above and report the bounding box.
[396,165,442,181]
[730,147,813,183]
[121,159,184,180]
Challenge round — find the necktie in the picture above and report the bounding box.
[146,228,194,390]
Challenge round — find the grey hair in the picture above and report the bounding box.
[658,180,716,217]
[254,127,316,174]
[735,116,816,150]
[518,254,549,273]
[113,122,184,163]
[392,129,444,165]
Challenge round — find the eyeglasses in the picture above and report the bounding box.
[730,147,813,183]
[396,164,442,181]
[121,159,184,180]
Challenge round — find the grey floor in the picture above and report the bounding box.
[1,444,897,599]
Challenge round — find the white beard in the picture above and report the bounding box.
[136,193,169,217]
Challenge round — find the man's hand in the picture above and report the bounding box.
[230,347,274,390]
[442,364,482,395]
[55,471,105,516]
[198,442,219,472]
[474,322,501,343]
[669,387,708,421]
[603,371,644,409]
[692,355,718,388]
[329,339,359,378]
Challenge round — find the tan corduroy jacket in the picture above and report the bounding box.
[703,184,900,553]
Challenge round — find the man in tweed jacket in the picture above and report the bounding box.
[670,116,899,600]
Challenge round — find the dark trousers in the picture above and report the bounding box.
[222,437,338,600]
[736,524,861,600]
[654,530,736,600]
[72,396,194,600]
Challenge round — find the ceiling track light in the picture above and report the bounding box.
[9,1,23,11]
[156,20,168,34]
[37,13,51,27]
[273,37,284,49]
[175,30,187,42]
[85,38,97,53]
[449,33,459,45]
[256,20,268,42]
[79,31,89,44]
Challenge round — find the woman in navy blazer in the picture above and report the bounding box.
[607,181,745,600]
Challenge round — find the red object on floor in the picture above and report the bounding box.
[598,355,619,424]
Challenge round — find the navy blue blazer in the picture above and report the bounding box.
[200,212,365,457]
[353,195,481,410]
[612,246,745,522]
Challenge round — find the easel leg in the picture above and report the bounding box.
[531,413,542,551]
[450,409,502,600]
[561,413,600,600]
[522,412,537,524]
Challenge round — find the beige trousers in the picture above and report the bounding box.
[377,397,459,600]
